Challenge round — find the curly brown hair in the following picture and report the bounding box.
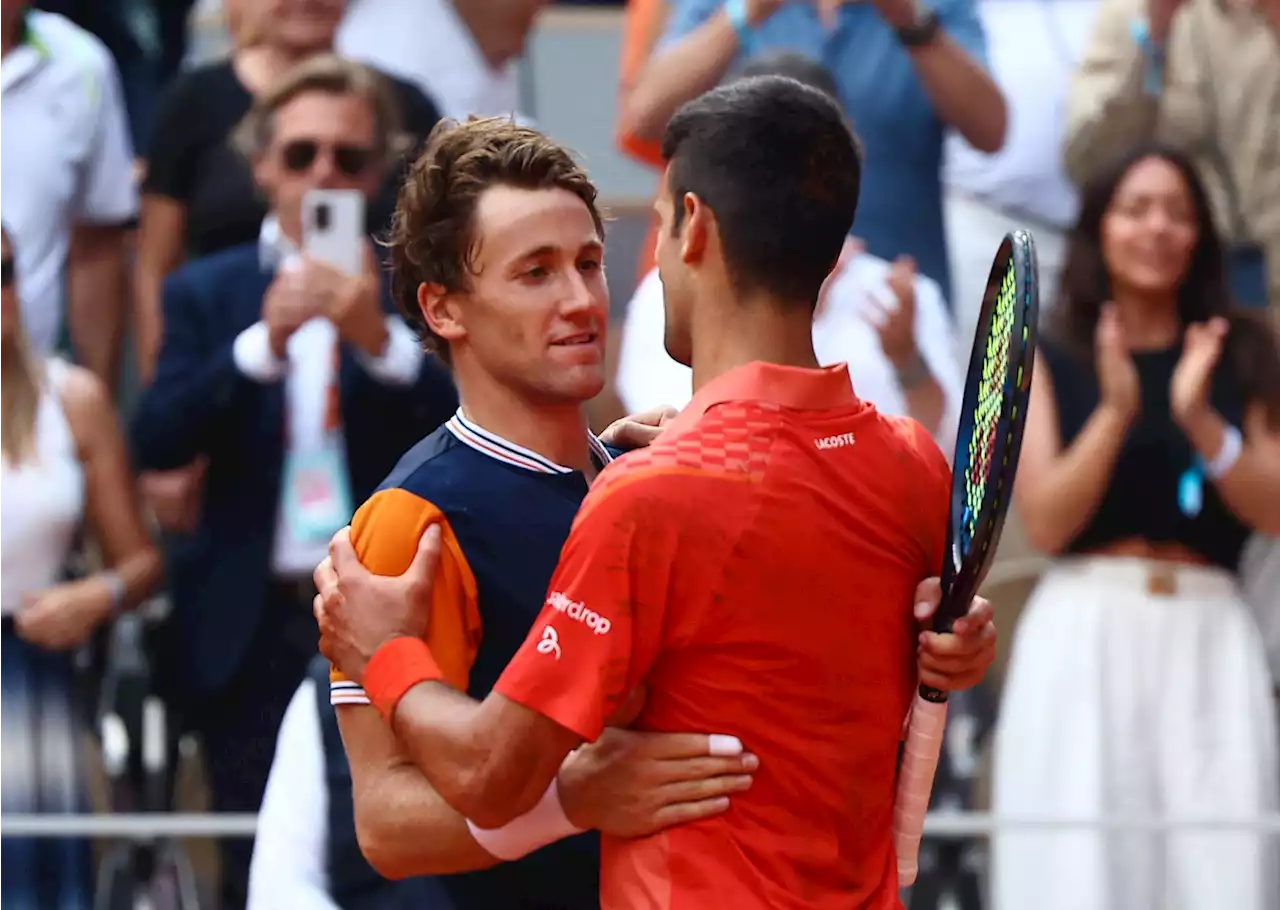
[387,117,604,362]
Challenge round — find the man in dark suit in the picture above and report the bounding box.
[131,55,457,910]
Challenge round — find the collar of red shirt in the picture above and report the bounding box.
[660,361,858,439]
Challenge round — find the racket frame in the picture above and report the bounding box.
[892,230,1041,888]
[926,230,1040,701]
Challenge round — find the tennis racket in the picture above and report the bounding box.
[892,231,1040,886]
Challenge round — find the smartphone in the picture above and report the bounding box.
[302,189,365,276]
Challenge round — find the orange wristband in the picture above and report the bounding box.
[363,637,443,722]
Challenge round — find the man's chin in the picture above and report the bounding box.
[554,368,606,404]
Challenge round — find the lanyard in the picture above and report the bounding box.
[284,341,342,448]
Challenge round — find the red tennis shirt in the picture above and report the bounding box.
[495,361,951,910]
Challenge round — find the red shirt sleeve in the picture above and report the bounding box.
[494,475,675,742]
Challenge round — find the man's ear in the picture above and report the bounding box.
[680,192,709,266]
[418,282,467,345]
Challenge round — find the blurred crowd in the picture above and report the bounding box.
[0,0,1277,909]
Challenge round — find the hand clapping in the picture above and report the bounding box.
[1170,316,1228,428]
[1094,303,1141,423]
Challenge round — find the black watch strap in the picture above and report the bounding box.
[897,10,941,47]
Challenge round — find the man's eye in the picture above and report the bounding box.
[525,266,549,280]
[579,259,602,273]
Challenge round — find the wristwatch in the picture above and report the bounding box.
[894,351,932,390]
[896,2,942,48]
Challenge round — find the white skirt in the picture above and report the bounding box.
[991,557,1280,910]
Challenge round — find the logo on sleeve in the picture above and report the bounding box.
[536,624,562,660]
[546,591,612,635]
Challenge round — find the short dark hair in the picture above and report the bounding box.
[660,74,861,306]
[388,117,604,361]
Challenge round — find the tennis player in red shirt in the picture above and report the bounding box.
[319,76,994,909]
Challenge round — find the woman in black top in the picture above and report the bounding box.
[992,145,1280,910]
[134,0,442,381]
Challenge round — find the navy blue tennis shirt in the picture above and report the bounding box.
[330,408,617,910]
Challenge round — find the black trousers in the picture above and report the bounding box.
[183,580,317,910]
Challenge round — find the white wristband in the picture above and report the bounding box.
[465,777,585,861]
[1204,424,1243,481]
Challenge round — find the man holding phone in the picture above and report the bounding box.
[131,55,458,910]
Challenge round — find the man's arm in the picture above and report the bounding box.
[69,38,138,392]
[330,488,500,876]
[337,704,504,879]
[328,477,671,830]
[67,223,130,393]
[131,268,259,471]
[381,685,582,831]
[911,273,963,456]
[905,0,1006,153]
[1064,0,1172,185]
[321,491,754,875]
[618,0,741,142]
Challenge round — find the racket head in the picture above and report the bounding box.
[936,231,1040,630]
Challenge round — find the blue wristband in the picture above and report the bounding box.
[724,0,756,54]
[1129,18,1166,99]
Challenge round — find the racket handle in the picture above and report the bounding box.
[892,695,949,887]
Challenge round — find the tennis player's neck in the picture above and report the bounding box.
[690,306,820,394]
[458,395,594,474]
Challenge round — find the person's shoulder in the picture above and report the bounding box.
[47,358,115,450]
[353,425,468,571]
[582,414,774,519]
[376,422,468,496]
[874,411,952,477]
[152,60,241,125]
[26,11,113,76]
[169,59,239,94]
[374,67,444,132]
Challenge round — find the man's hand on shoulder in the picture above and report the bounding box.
[599,405,678,451]
[911,577,997,692]
[314,524,440,684]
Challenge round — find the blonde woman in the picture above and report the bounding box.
[0,226,161,909]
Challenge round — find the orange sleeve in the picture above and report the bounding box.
[328,488,482,705]
[616,0,668,168]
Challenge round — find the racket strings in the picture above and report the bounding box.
[960,262,1018,552]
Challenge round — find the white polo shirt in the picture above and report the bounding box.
[337,0,526,122]
[616,260,964,457]
[943,0,1101,229]
[0,10,137,356]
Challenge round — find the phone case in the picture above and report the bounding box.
[301,189,366,276]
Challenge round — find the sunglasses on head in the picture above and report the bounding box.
[281,139,376,177]
[1,257,13,288]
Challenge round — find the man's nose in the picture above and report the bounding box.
[309,151,340,187]
[561,270,606,318]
